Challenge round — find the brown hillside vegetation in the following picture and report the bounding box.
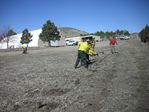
[59,27,89,38]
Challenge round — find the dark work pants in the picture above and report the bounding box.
[23,47,27,54]
[75,50,88,68]
[86,53,90,62]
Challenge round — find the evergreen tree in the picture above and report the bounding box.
[139,25,149,43]
[94,29,130,40]
[139,28,146,42]
[20,28,32,44]
[116,29,120,35]
[94,31,105,39]
[39,20,61,46]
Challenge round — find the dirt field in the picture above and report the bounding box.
[0,38,149,112]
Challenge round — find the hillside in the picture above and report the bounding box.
[0,39,149,111]
[59,27,89,38]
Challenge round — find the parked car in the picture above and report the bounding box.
[119,36,130,40]
[66,40,76,46]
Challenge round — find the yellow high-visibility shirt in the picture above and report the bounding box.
[89,46,96,55]
[78,42,92,53]
[77,42,82,48]
[22,44,27,48]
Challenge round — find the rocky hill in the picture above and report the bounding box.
[59,27,89,38]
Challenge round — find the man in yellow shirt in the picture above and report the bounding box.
[74,39,92,69]
[22,43,28,54]
[88,38,98,56]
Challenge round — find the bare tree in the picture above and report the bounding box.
[0,26,16,48]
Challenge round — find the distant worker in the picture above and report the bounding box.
[22,43,28,54]
[74,39,92,69]
[89,37,99,56]
[109,37,118,54]
[89,46,98,56]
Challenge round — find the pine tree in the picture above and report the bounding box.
[39,20,61,46]
[139,25,149,43]
[20,28,32,44]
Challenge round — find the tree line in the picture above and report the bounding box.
[93,30,130,40]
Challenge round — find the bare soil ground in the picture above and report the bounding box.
[0,38,149,112]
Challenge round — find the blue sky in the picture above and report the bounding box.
[0,0,149,33]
